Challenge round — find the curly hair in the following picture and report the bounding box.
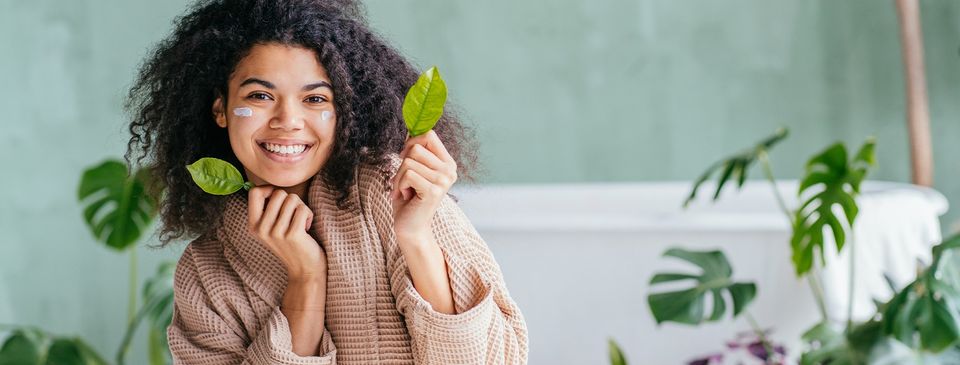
[125,0,479,245]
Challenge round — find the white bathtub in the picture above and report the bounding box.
[451,180,948,364]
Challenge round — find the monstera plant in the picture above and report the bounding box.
[610,128,960,364]
[0,159,175,365]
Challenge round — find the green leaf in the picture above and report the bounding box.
[647,248,756,325]
[402,66,447,137]
[790,138,876,276]
[684,128,788,208]
[608,338,627,365]
[0,330,41,365]
[77,160,158,251]
[45,337,108,365]
[882,275,960,352]
[799,320,882,365]
[186,157,248,195]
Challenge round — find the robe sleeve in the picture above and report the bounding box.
[366,163,529,364]
[167,244,338,365]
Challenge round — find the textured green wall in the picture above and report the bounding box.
[1,0,957,361]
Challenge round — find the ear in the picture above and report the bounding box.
[212,95,227,128]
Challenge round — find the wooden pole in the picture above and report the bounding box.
[894,0,934,187]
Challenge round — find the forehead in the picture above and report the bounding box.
[231,43,331,85]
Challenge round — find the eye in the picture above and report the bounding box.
[246,92,273,101]
[304,95,328,104]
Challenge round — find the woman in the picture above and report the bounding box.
[125,0,528,363]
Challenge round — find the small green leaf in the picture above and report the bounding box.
[186,157,249,195]
[684,128,789,208]
[402,66,447,137]
[608,338,628,365]
[647,248,756,325]
[790,138,876,276]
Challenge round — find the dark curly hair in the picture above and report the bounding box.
[125,0,479,245]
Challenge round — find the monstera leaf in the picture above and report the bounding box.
[77,160,158,251]
[790,138,876,276]
[402,66,447,137]
[882,234,960,353]
[684,128,789,208]
[647,248,757,325]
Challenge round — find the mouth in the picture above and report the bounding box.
[256,139,315,162]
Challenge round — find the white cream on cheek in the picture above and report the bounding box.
[321,110,332,121]
[233,107,253,117]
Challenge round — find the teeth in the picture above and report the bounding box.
[263,143,307,155]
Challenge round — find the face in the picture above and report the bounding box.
[213,42,337,192]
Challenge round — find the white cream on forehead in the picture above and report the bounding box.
[321,110,332,121]
[233,107,253,117]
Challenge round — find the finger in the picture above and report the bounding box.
[406,143,445,171]
[399,156,448,188]
[397,169,441,202]
[391,156,429,197]
[248,185,276,231]
[259,189,288,236]
[422,130,454,163]
[272,194,301,238]
[289,204,312,235]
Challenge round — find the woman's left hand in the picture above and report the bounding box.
[389,130,458,242]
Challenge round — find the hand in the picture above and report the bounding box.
[389,130,458,241]
[248,186,327,282]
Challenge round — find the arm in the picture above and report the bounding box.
[167,244,337,365]
[395,231,456,315]
[282,278,328,356]
[390,195,529,365]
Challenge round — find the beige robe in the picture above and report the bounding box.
[167,157,528,364]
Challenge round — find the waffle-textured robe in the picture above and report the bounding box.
[167,157,528,364]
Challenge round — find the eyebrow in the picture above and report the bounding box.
[238,78,332,92]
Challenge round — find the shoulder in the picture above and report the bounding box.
[173,235,234,296]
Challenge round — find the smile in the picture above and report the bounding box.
[256,140,314,162]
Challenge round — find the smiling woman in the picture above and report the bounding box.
[124,0,527,364]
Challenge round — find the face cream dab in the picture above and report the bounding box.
[233,107,253,117]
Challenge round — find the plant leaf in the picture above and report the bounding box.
[882,260,960,353]
[608,338,628,365]
[647,248,756,325]
[0,330,41,365]
[402,66,447,137]
[684,128,788,208]
[77,160,158,251]
[186,157,247,195]
[45,337,108,365]
[790,138,876,276]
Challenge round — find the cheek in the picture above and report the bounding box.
[226,115,268,151]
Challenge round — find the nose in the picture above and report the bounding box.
[269,99,304,131]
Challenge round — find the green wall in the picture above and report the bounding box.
[2,0,957,361]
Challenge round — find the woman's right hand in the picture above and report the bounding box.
[247,186,327,282]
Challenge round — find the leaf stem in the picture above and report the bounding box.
[846,231,856,332]
[128,247,137,324]
[744,312,776,364]
[757,151,791,221]
[119,246,138,365]
[758,151,830,322]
